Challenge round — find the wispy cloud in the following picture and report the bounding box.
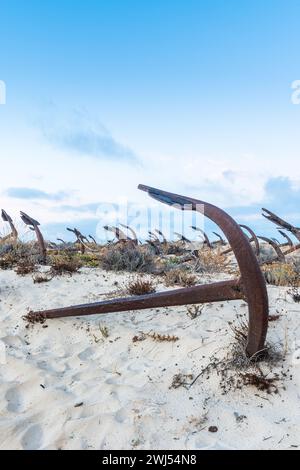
[58,202,100,213]
[39,108,140,164]
[5,187,67,201]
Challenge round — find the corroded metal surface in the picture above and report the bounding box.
[29,185,269,357]
[240,225,260,257]
[222,224,260,257]
[1,209,18,241]
[283,243,300,256]
[139,185,269,356]
[20,211,46,261]
[28,279,244,319]
[258,236,285,263]
[262,208,300,242]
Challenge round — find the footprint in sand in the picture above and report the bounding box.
[114,408,127,423]
[21,424,43,450]
[78,347,100,361]
[5,387,24,413]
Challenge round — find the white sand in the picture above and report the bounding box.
[0,267,299,450]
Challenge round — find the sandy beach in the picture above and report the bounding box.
[1,265,299,450]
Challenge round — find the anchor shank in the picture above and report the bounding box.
[32,279,243,320]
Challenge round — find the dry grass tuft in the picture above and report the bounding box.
[194,248,228,274]
[186,304,204,319]
[50,253,82,274]
[99,324,109,338]
[15,259,36,275]
[170,373,194,389]
[132,332,147,343]
[180,313,285,395]
[132,331,179,343]
[126,277,156,296]
[147,332,179,342]
[0,242,41,270]
[237,370,280,393]
[287,285,300,302]
[262,262,300,287]
[23,311,47,327]
[164,242,187,256]
[164,268,197,287]
[101,244,155,273]
[77,253,101,267]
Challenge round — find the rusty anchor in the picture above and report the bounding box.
[28,185,269,357]
[148,230,160,243]
[104,225,133,243]
[20,212,46,261]
[212,232,226,246]
[174,232,191,243]
[190,226,212,249]
[89,235,97,244]
[119,224,139,245]
[240,225,260,257]
[1,209,18,242]
[222,224,260,257]
[155,229,167,244]
[278,230,293,248]
[262,208,300,242]
[257,236,286,264]
[67,227,88,253]
[283,243,300,256]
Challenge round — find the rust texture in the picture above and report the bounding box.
[240,225,260,257]
[258,236,285,263]
[262,208,300,242]
[222,224,260,257]
[20,211,46,261]
[1,209,18,241]
[29,184,269,357]
[30,279,243,319]
[139,185,269,356]
[283,243,300,256]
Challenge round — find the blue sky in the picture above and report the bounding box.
[1,0,300,242]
